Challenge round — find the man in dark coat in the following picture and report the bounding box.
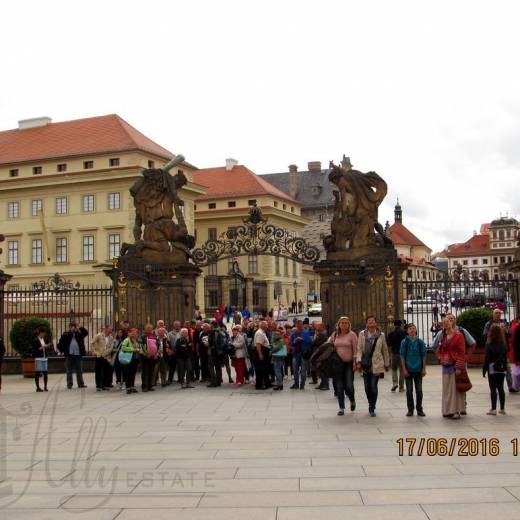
[58,321,89,389]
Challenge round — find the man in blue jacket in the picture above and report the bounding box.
[290,320,312,390]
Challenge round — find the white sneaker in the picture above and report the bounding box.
[499,409,506,415]
[486,409,497,415]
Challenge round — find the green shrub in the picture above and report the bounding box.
[9,317,53,358]
[456,308,493,348]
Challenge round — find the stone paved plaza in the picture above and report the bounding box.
[1,368,520,520]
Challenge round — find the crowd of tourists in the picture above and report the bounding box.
[19,307,520,418]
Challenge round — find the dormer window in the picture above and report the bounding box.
[311,185,322,196]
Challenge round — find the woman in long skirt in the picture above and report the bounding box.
[437,316,466,419]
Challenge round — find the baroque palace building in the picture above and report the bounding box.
[192,159,309,316]
[0,114,204,288]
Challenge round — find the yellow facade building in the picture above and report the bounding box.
[0,115,203,288]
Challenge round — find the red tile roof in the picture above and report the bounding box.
[445,234,490,257]
[398,254,437,267]
[193,165,297,203]
[390,221,427,248]
[0,114,175,165]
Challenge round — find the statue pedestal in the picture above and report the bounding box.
[314,247,404,333]
[106,256,201,329]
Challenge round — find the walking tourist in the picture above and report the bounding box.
[400,323,426,416]
[139,324,158,392]
[330,317,358,415]
[356,316,390,417]
[483,324,508,415]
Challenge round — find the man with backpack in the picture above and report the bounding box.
[400,323,427,416]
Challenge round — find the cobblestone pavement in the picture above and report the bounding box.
[1,367,520,519]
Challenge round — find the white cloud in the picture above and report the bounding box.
[1,0,519,251]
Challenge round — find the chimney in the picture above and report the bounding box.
[225,158,238,171]
[307,161,322,173]
[288,164,298,199]
[18,117,52,130]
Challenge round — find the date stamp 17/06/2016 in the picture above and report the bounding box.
[396,437,520,457]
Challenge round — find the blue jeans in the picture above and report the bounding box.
[273,357,285,386]
[292,354,307,388]
[363,372,380,412]
[65,356,85,387]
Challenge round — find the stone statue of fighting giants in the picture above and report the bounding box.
[121,155,195,264]
[324,156,392,252]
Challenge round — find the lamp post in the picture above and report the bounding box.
[293,280,298,315]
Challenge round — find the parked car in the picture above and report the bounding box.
[404,298,436,313]
[308,303,322,316]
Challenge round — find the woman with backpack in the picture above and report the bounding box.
[483,323,509,415]
[329,317,358,415]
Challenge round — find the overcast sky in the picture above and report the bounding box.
[2,0,519,252]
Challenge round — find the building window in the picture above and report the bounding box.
[31,239,43,264]
[275,256,280,275]
[499,230,505,240]
[284,256,289,276]
[56,197,67,214]
[500,256,506,263]
[83,160,94,169]
[483,259,488,265]
[9,169,18,178]
[290,206,294,213]
[407,269,413,279]
[508,256,512,263]
[7,201,19,219]
[56,238,68,263]
[248,254,258,274]
[318,213,325,222]
[283,204,287,210]
[109,234,121,259]
[148,160,155,168]
[31,199,43,217]
[208,228,217,241]
[248,199,257,206]
[493,257,498,264]
[82,195,95,212]
[208,261,217,276]
[274,201,278,208]
[57,163,67,172]
[208,203,216,209]
[109,158,120,167]
[228,201,236,208]
[82,235,94,261]
[253,288,260,307]
[33,166,42,175]
[462,260,468,266]
[472,259,478,265]
[108,192,120,210]
[7,241,19,265]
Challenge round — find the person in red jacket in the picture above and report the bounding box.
[437,316,466,419]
